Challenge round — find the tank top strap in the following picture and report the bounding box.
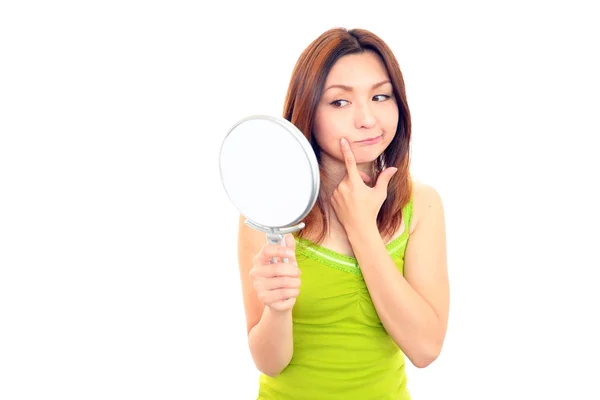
[402,197,414,235]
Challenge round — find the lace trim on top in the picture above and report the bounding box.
[295,199,413,275]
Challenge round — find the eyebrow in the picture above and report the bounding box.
[323,80,392,93]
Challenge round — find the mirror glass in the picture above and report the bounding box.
[219,115,320,230]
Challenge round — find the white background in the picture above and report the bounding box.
[1,1,599,399]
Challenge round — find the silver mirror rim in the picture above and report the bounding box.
[219,114,320,229]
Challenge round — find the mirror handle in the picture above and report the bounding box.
[244,219,305,264]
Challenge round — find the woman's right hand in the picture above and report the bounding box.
[249,234,301,313]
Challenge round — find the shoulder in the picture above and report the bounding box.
[409,179,444,234]
[411,179,443,207]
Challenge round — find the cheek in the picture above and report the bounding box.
[382,105,400,132]
[313,130,341,159]
[313,110,345,152]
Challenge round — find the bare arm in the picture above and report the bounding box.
[247,307,294,377]
[237,215,299,376]
[347,183,449,368]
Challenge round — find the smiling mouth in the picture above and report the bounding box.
[357,135,382,144]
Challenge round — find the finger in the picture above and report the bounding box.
[251,263,301,279]
[268,297,296,312]
[256,244,296,264]
[284,233,296,252]
[374,167,398,193]
[265,288,300,303]
[358,170,372,184]
[257,276,301,291]
[339,137,361,181]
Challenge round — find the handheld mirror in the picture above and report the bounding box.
[219,115,320,263]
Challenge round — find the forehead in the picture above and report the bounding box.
[324,51,390,86]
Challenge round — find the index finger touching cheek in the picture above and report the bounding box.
[340,137,360,179]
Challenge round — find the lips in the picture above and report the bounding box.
[357,135,382,145]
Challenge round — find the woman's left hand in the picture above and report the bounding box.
[331,137,398,234]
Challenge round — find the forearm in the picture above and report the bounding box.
[348,225,443,367]
[248,306,294,377]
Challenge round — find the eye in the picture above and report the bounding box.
[373,94,391,102]
[330,99,349,108]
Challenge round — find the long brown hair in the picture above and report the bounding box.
[284,27,413,245]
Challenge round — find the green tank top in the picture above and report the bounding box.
[257,199,414,400]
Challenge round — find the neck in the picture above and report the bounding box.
[316,153,376,237]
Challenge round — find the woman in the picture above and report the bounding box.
[237,27,449,399]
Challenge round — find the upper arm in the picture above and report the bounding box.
[404,182,450,331]
[237,214,267,334]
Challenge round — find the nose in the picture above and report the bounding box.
[354,101,376,130]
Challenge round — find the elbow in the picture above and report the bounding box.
[259,369,278,378]
[412,353,438,369]
[257,365,285,378]
[252,354,291,378]
[409,341,443,369]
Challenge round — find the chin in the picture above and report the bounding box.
[356,144,387,163]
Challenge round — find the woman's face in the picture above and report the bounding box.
[313,50,399,167]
